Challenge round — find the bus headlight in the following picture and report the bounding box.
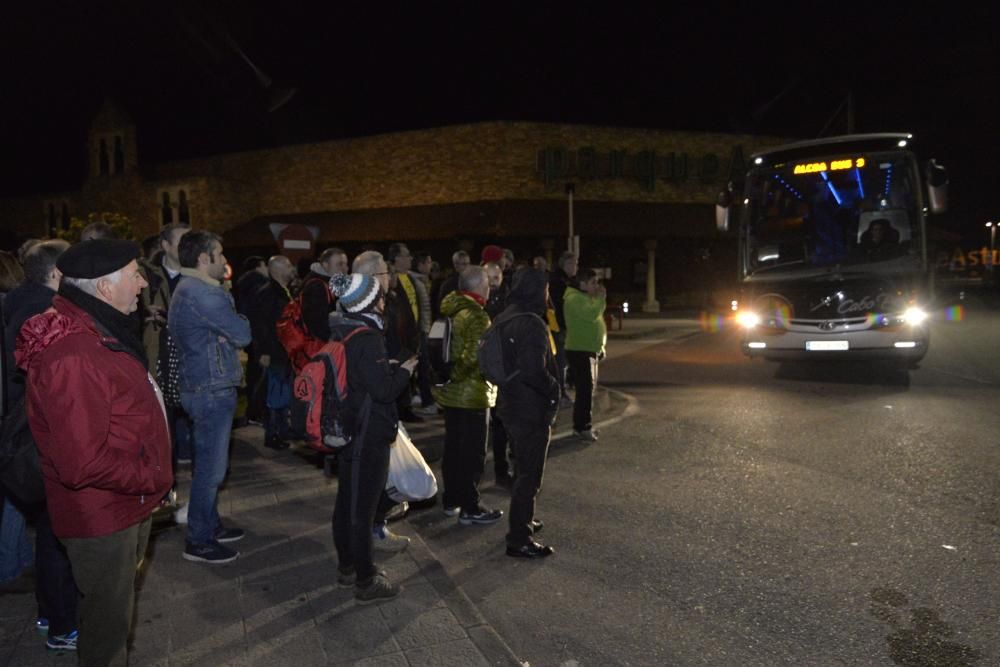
[902,306,928,325]
[735,311,760,328]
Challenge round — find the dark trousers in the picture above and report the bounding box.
[566,350,598,432]
[30,505,78,636]
[553,331,569,396]
[490,411,511,477]
[62,517,151,667]
[245,349,265,423]
[441,407,489,512]
[505,424,551,547]
[332,439,391,582]
[417,332,435,406]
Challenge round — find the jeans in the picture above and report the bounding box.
[0,497,32,582]
[62,518,151,667]
[441,407,489,512]
[181,387,237,545]
[505,424,551,547]
[566,350,599,432]
[332,438,391,583]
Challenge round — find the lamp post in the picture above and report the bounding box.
[987,222,996,277]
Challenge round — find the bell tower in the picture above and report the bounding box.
[87,99,138,179]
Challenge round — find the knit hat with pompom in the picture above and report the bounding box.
[330,272,382,312]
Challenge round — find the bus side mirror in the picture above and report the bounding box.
[716,187,732,232]
[926,159,948,214]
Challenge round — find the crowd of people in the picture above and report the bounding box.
[0,222,608,664]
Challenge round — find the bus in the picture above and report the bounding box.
[716,133,948,365]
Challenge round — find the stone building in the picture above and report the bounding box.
[0,100,785,309]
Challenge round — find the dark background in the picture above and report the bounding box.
[2,2,995,242]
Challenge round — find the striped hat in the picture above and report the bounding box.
[330,272,382,312]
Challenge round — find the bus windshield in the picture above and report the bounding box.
[742,150,922,276]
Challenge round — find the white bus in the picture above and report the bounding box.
[717,133,948,365]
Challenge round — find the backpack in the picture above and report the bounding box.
[290,326,372,452]
[476,312,539,386]
[426,316,453,382]
[0,395,45,506]
[276,277,330,373]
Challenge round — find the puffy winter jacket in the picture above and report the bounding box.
[17,296,173,538]
[432,292,497,410]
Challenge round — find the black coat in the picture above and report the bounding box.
[331,314,412,447]
[494,269,560,432]
[299,272,334,341]
[249,279,291,367]
[3,281,57,406]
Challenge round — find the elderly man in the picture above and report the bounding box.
[249,255,297,449]
[434,266,502,525]
[18,239,173,665]
[169,231,252,564]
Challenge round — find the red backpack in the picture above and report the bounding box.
[276,277,331,373]
[290,327,372,453]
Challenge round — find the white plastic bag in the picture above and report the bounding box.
[386,424,438,502]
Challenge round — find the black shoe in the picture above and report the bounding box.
[530,519,543,534]
[459,506,503,525]
[495,472,514,489]
[506,541,554,559]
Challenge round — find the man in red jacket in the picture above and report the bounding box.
[17,238,173,666]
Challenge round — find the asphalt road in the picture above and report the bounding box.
[409,294,1000,666]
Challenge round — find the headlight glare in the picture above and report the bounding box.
[736,311,760,328]
[902,306,928,325]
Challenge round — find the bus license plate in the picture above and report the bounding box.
[806,341,849,351]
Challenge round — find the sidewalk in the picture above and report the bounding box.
[0,315,699,667]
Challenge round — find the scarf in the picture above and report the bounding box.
[58,283,148,368]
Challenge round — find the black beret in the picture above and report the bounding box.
[57,239,140,279]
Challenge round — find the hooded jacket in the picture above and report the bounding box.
[494,269,560,431]
[17,294,173,538]
[432,291,497,410]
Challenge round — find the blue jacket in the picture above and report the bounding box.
[169,269,252,393]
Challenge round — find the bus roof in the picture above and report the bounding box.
[751,133,914,164]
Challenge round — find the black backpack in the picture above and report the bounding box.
[0,395,45,506]
[476,312,539,386]
[426,315,454,382]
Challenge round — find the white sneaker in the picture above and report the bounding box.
[416,404,439,416]
[574,429,599,442]
[174,503,188,525]
[372,524,410,552]
[442,506,461,517]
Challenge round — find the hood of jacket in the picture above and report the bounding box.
[15,297,96,372]
[440,291,482,317]
[507,268,549,316]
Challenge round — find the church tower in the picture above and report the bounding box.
[87,99,138,179]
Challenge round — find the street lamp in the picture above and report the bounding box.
[986,222,996,274]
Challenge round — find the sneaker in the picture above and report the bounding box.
[46,630,78,651]
[215,527,245,543]
[183,541,239,564]
[442,505,461,517]
[354,572,400,604]
[35,618,49,636]
[372,524,411,551]
[416,403,439,416]
[174,503,188,525]
[458,506,504,526]
[574,429,599,442]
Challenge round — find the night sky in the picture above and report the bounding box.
[3,2,996,241]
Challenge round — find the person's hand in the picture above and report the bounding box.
[401,356,419,373]
[259,354,271,368]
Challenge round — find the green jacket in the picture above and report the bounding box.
[432,291,497,409]
[563,286,607,355]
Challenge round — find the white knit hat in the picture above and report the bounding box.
[330,273,381,312]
